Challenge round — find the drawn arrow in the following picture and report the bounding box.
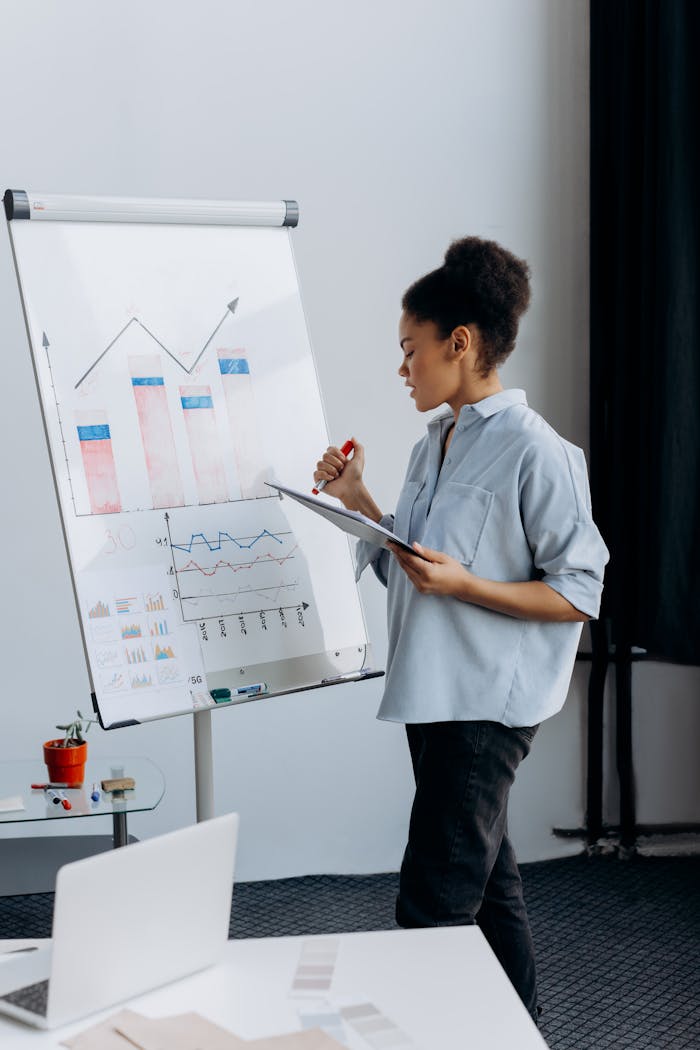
[75,297,240,389]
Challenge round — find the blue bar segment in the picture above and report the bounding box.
[77,424,111,441]
[181,396,214,410]
[132,376,164,386]
[218,358,250,375]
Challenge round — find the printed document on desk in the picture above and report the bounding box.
[266,482,424,558]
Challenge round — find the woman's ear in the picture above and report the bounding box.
[451,325,471,356]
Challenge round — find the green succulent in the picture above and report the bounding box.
[55,709,98,747]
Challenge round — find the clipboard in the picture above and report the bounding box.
[266,482,426,558]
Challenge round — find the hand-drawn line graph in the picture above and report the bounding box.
[166,517,309,621]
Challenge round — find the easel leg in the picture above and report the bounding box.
[194,708,215,822]
[113,811,128,848]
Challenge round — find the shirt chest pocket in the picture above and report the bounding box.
[424,481,494,566]
[393,480,425,544]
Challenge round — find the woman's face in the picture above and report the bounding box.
[398,312,462,412]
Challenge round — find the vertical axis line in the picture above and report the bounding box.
[164,512,187,622]
[46,341,78,514]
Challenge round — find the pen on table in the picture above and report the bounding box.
[31,782,75,790]
[312,439,354,494]
[45,788,71,810]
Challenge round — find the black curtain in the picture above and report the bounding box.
[590,0,700,664]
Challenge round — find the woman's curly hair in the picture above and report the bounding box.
[401,237,531,375]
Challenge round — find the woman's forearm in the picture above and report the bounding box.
[455,575,589,622]
[339,482,383,523]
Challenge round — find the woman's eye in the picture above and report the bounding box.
[404,351,414,361]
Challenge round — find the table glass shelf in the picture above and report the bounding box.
[0,757,164,842]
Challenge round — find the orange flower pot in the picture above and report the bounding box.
[43,739,87,786]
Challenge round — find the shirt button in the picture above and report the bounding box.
[445,456,452,465]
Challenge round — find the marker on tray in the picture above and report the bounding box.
[312,439,354,494]
[91,782,100,802]
[234,682,267,697]
[46,789,62,806]
[57,791,72,811]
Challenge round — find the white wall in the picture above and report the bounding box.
[1,0,697,881]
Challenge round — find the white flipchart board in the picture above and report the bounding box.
[5,191,376,731]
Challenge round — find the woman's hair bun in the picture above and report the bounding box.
[444,236,482,272]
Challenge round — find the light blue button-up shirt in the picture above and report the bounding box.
[356,389,609,727]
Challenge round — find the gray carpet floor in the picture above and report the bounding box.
[1,853,698,1049]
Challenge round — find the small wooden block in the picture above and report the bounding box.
[101,777,135,792]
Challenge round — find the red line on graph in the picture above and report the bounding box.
[178,546,299,577]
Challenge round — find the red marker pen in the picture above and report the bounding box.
[312,440,354,494]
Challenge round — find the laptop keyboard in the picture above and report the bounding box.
[1,979,49,1017]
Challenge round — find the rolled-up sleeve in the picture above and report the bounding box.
[354,513,394,586]
[520,441,609,619]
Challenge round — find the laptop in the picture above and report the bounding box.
[0,812,238,1029]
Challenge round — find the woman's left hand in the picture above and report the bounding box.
[388,542,471,597]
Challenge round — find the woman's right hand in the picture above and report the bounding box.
[314,438,365,507]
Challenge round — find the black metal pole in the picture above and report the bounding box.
[615,641,636,850]
[586,619,609,845]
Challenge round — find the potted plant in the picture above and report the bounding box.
[43,709,98,786]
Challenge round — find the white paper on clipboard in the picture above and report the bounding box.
[265,482,426,558]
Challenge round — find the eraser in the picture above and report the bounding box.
[101,777,135,792]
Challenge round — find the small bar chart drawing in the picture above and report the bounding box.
[180,385,229,505]
[120,623,142,639]
[218,349,270,498]
[144,592,166,612]
[129,354,184,509]
[125,644,148,664]
[76,411,122,514]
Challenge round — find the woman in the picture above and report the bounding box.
[313,237,609,1023]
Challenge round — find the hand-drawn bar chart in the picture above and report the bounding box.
[130,355,184,508]
[218,349,269,498]
[45,295,285,516]
[75,411,122,514]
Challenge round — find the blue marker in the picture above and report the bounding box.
[234,682,267,697]
[91,782,100,802]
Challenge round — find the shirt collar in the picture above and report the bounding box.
[469,388,527,418]
[428,389,527,430]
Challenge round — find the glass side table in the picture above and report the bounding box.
[0,757,165,849]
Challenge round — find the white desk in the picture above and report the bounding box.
[0,927,548,1049]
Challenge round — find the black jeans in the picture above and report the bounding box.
[396,720,539,1022]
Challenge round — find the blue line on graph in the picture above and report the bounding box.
[171,530,285,554]
[132,376,164,386]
